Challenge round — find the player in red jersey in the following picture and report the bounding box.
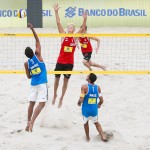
[52,3,87,108]
[78,26,106,71]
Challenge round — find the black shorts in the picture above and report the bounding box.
[82,52,92,61]
[54,63,74,79]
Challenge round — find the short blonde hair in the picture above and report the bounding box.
[67,23,75,29]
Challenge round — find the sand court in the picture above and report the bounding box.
[0,27,150,149]
[0,74,150,150]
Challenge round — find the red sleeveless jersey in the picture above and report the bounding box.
[57,37,76,64]
[79,37,93,53]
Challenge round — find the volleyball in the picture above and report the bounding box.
[17,9,26,18]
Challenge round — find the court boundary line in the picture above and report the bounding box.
[0,33,150,37]
[0,70,150,75]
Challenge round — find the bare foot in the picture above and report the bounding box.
[101,134,108,142]
[86,137,90,142]
[102,66,107,71]
[25,122,30,132]
[89,68,93,71]
[58,98,63,108]
[29,121,34,132]
[52,95,57,105]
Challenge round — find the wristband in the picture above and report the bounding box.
[80,93,85,98]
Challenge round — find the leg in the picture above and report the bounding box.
[84,121,90,142]
[25,101,35,132]
[29,102,45,132]
[52,76,60,105]
[89,60,106,71]
[58,77,69,108]
[94,122,107,141]
[83,59,92,71]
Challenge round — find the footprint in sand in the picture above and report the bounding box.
[104,130,114,141]
[56,137,64,141]
[94,130,121,142]
[10,129,23,134]
[138,144,150,150]
[62,146,69,150]
[137,142,150,150]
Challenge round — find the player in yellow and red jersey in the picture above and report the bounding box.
[52,3,87,108]
[78,26,106,71]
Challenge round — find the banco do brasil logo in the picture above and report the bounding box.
[65,7,76,18]
[65,6,147,18]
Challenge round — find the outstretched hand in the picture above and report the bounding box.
[27,23,33,29]
[52,3,60,12]
[95,48,99,54]
[82,11,87,19]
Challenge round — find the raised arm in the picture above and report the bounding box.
[53,3,65,33]
[76,12,87,34]
[27,23,42,60]
[89,37,100,53]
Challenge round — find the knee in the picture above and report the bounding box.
[29,102,35,108]
[63,77,69,87]
[42,103,46,108]
[94,122,99,126]
[55,76,60,82]
[39,102,46,108]
[63,82,68,88]
[29,105,34,110]
[84,122,89,126]
[55,78,60,86]
[89,61,93,66]
[82,60,87,65]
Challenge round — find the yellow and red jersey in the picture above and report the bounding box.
[57,37,76,65]
[79,37,93,53]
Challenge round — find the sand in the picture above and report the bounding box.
[0,74,150,150]
[0,27,150,150]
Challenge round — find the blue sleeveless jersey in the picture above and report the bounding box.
[28,55,48,85]
[82,84,99,118]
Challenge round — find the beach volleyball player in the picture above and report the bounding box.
[52,3,87,108]
[78,73,107,141]
[78,26,106,71]
[24,23,48,132]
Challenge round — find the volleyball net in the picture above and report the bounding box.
[0,33,150,74]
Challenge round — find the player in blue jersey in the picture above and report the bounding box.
[24,23,48,132]
[77,73,107,142]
